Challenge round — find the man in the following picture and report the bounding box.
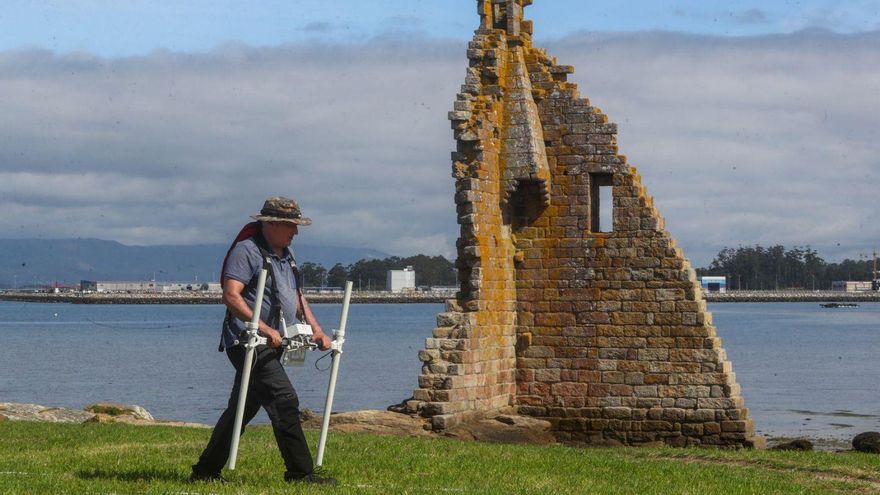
[190,196,336,485]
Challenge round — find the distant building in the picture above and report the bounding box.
[80,280,221,293]
[386,266,416,292]
[425,286,458,295]
[81,280,158,293]
[700,276,727,293]
[303,286,344,294]
[832,281,873,292]
[159,282,222,292]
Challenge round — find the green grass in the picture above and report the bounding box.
[1,421,879,494]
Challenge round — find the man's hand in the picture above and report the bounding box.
[262,327,283,348]
[298,290,333,351]
[313,332,332,351]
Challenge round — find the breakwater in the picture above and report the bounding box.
[1,290,878,305]
[705,291,880,303]
[0,290,449,305]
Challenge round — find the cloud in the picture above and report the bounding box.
[0,30,877,266]
[797,1,880,33]
[668,3,876,34]
[548,30,880,265]
[302,21,333,33]
[731,8,769,25]
[0,41,463,254]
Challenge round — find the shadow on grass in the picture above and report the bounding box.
[75,467,186,483]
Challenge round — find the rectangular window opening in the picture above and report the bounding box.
[493,4,506,29]
[590,173,614,233]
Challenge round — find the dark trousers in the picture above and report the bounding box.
[193,345,314,478]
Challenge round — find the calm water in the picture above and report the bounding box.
[0,301,877,440]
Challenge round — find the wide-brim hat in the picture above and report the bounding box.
[251,196,312,225]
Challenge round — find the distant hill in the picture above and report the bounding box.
[0,238,390,288]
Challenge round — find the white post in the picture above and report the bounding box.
[315,281,353,467]
[226,258,270,471]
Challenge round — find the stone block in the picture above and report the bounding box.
[551,382,589,396]
[437,312,463,327]
[642,420,674,432]
[721,420,749,433]
[603,407,632,419]
[661,408,686,422]
[633,386,658,398]
[602,371,625,384]
[535,369,562,383]
[624,372,645,385]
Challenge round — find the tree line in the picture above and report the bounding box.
[303,244,877,291]
[695,245,878,291]
[298,254,456,290]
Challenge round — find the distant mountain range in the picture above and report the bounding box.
[0,238,390,288]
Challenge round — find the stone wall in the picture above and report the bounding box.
[411,0,759,447]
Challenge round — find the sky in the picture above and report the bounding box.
[0,1,878,267]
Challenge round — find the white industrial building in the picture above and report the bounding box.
[80,281,157,292]
[831,281,874,292]
[159,282,222,293]
[80,280,221,293]
[386,266,416,292]
[700,276,727,293]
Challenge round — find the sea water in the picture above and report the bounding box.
[0,300,877,440]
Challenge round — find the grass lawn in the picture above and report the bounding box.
[1,421,879,494]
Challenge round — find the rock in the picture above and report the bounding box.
[0,402,208,428]
[771,439,813,451]
[385,398,424,415]
[301,410,433,438]
[853,432,880,453]
[84,403,154,421]
[386,400,410,414]
[0,402,94,423]
[300,408,316,422]
[404,400,422,414]
[444,414,556,445]
[85,413,118,424]
[746,435,768,450]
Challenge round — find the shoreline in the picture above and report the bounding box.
[1,290,879,305]
[0,402,858,451]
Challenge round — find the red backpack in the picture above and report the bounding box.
[220,221,263,289]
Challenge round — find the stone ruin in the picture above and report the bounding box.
[408,0,761,448]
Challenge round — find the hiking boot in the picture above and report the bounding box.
[285,471,337,485]
[188,470,228,483]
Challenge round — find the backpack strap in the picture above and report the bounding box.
[287,253,307,321]
[248,234,282,328]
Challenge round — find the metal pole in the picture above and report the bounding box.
[316,281,353,467]
[227,258,270,471]
[871,251,877,282]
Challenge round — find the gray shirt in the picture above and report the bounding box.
[221,236,299,349]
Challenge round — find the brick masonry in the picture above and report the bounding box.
[410,0,759,447]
